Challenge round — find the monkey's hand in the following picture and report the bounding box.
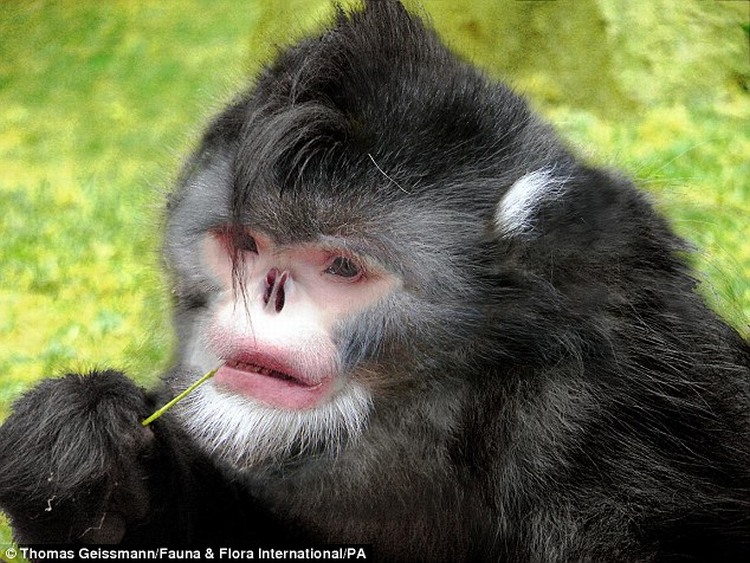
[0,370,154,544]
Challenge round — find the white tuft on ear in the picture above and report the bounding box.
[495,168,568,237]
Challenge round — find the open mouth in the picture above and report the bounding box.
[214,355,331,409]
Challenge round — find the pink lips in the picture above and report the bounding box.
[213,355,332,410]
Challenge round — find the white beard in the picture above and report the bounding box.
[173,377,372,471]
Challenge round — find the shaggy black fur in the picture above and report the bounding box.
[1,2,749,560]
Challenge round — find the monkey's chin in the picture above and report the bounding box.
[175,375,372,471]
[213,363,334,410]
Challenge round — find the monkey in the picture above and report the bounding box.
[1,1,749,560]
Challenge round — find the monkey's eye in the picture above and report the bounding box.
[214,227,259,255]
[325,256,362,280]
[235,231,258,253]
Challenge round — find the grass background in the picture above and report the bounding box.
[0,0,748,545]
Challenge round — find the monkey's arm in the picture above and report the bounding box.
[0,370,264,544]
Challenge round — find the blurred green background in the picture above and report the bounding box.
[0,0,748,544]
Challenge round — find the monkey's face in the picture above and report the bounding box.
[202,227,398,411]
[172,218,402,467]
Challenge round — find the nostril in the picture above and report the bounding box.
[266,268,278,288]
[263,268,279,306]
[263,268,288,312]
[275,271,288,312]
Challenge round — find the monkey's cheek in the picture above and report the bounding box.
[213,364,335,409]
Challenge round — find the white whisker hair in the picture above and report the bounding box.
[175,381,372,470]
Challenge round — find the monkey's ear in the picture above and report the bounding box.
[494,168,568,238]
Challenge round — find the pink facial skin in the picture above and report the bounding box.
[202,228,395,410]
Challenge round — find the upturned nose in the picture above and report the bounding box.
[263,268,289,313]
